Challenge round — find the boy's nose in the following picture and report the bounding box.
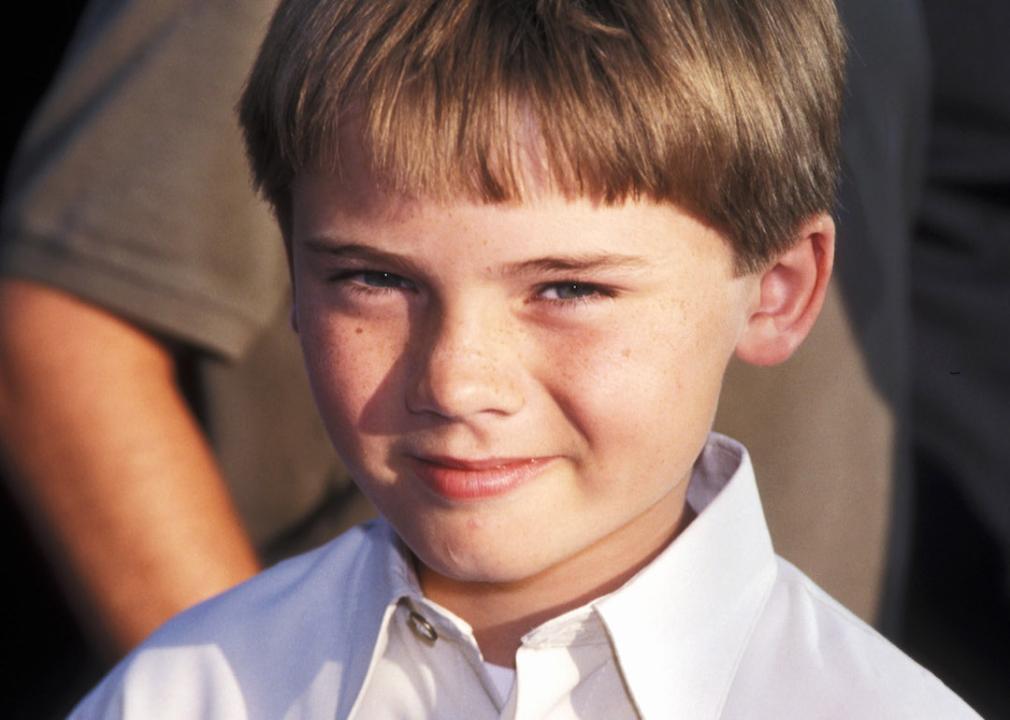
[405,306,525,420]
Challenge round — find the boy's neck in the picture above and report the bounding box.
[417,488,695,667]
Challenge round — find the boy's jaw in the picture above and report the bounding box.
[288,169,755,645]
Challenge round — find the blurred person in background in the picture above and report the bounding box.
[903,1,1010,717]
[0,2,370,716]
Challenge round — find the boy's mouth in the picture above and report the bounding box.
[407,454,557,501]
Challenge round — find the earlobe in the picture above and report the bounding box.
[734,213,835,366]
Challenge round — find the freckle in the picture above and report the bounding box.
[355,327,363,335]
[622,348,631,358]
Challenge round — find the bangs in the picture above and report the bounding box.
[252,1,715,204]
[240,0,844,272]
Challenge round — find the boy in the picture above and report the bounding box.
[72,0,978,717]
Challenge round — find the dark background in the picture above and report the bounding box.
[2,5,100,717]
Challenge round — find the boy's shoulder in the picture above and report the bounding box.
[70,520,398,719]
[725,556,981,719]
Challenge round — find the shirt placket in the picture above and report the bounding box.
[499,610,638,720]
[411,599,506,718]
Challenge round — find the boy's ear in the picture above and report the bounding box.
[734,213,835,366]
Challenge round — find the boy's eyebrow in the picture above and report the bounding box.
[302,238,424,275]
[501,254,650,277]
[303,237,649,277]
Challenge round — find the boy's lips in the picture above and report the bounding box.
[407,454,557,501]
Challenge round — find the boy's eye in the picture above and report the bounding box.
[330,269,416,292]
[537,282,611,302]
[355,271,412,288]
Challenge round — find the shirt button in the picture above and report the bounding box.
[407,609,438,645]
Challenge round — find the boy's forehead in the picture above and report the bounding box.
[292,172,427,236]
[291,169,737,282]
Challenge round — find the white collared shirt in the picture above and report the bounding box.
[71,435,980,719]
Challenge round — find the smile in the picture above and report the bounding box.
[408,455,557,501]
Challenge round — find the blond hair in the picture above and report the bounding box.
[239,0,845,272]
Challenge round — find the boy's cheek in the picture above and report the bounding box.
[298,317,404,431]
[554,321,728,441]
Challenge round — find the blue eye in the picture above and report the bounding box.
[356,271,412,289]
[328,269,416,292]
[539,282,608,301]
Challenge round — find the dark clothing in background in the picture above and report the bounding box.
[913,0,1010,570]
[831,0,930,635]
[905,2,1010,717]
[834,0,929,414]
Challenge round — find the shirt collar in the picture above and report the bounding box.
[371,512,485,647]
[594,433,777,719]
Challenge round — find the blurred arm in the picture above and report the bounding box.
[0,279,260,658]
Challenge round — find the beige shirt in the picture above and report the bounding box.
[71,435,979,719]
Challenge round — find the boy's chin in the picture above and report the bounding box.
[409,536,557,589]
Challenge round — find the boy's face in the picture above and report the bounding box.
[290,166,758,587]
